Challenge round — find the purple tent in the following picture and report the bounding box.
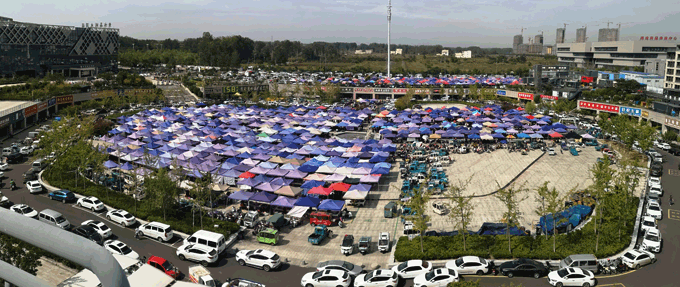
[284,170,308,179]
[249,192,278,204]
[228,190,255,201]
[248,166,271,175]
[266,168,289,177]
[255,182,282,192]
[360,174,380,183]
[104,160,119,169]
[349,184,372,191]
[271,196,296,208]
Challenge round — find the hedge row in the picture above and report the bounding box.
[395,198,638,261]
[42,170,240,237]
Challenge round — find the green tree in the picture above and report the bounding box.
[494,183,528,253]
[144,168,179,221]
[447,178,475,251]
[402,187,430,253]
[534,182,574,252]
[589,156,615,252]
[662,130,678,142]
[525,101,536,114]
[395,89,415,110]
[0,233,43,281]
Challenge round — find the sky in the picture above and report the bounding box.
[5,0,680,48]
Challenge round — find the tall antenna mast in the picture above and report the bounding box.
[387,0,391,79]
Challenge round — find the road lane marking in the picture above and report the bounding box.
[668,209,680,221]
[598,284,626,287]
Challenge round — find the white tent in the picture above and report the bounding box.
[286,206,310,219]
[343,189,368,200]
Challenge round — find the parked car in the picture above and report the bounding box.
[548,148,556,156]
[147,255,180,279]
[104,239,139,260]
[26,180,42,194]
[621,249,656,269]
[640,216,657,234]
[0,162,8,170]
[72,225,104,245]
[645,202,662,220]
[10,204,38,219]
[106,209,137,227]
[391,260,432,279]
[135,221,174,242]
[81,220,113,239]
[413,268,458,287]
[300,269,351,287]
[354,269,399,287]
[378,232,390,253]
[235,249,281,272]
[547,267,596,287]
[316,260,363,277]
[498,258,549,278]
[176,243,218,266]
[48,190,76,203]
[648,177,661,186]
[641,228,662,253]
[76,196,105,211]
[445,256,490,275]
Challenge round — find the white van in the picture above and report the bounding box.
[38,209,71,230]
[183,230,228,255]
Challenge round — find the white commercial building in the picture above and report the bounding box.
[455,51,472,58]
[557,40,676,69]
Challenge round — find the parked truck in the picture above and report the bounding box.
[308,225,332,245]
[189,265,217,286]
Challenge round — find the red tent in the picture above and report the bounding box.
[308,186,333,196]
[317,106,327,110]
[239,171,255,178]
[549,132,563,138]
[525,115,535,119]
[516,107,524,111]
[329,182,351,192]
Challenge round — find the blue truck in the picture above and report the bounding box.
[308,225,331,245]
[537,205,592,235]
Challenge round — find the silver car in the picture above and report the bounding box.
[316,260,364,277]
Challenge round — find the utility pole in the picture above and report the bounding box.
[387,0,391,79]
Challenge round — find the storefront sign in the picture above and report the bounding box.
[56,95,73,105]
[518,92,534,100]
[48,98,57,106]
[374,88,392,93]
[619,106,641,117]
[393,88,408,93]
[0,116,9,127]
[37,102,48,111]
[496,90,506,96]
[666,117,680,129]
[355,88,374,93]
[540,94,558,100]
[414,89,430,95]
[581,76,594,83]
[24,104,37,117]
[340,87,353,93]
[642,111,649,118]
[579,101,619,113]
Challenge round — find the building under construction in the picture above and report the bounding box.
[598,28,620,42]
[513,34,545,55]
[556,28,565,44]
[576,28,587,43]
[512,34,523,54]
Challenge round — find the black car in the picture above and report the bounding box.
[498,258,549,279]
[650,164,663,177]
[22,170,38,183]
[72,225,104,245]
[669,147,680,156]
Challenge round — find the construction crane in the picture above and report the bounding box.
[563,23,569,30]
[617,22,633,30]
[601,21,613,29]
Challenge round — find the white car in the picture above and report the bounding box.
[81,220,113,239]
[445,256,490,275]
[647,193,661,206]
[104,239,139,260]
[135,221,174,242]
[10,204,38,219]
[413,268,458,287]
[621,249,655,269]
[645,202,662,220]
[47,152,56,159]
[106,209,137,227]
[20,146,33,155]
[660,143,671,150]
[641,228,662,253]
[77,196,105,211]
[354,269,399,287]
[548,148,556,156]
[648,177,661,186]
[0,162,8,170]
[0,171,4,178]
[26,181,43,194]
[392,260,433,279]
[649,185,663,197]
[301,269,351,287]
[176,243,218,266]
[235,249,281,272]
[640,216,657,234]
[547,267,596,287]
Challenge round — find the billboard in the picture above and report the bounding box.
[374,88,392,94]
[666,118,680,129]
[642,111,649,118]
[579,101,619,113]
[37,102,48,111]
[619,106,641,117]
[56,95,73,105]
[393,88,408,94]
[24,104,37,117]
[552,91,559,97]
[517,92,534,100]
[355,88,374,93]
[496,90,506,96]
[581,76,594,83]
[221,85,268,94]
[340,87,353,93]
[48,98,57,106]
[540,94,558,101]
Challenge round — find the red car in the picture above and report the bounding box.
[147,255,180,279]
[310,211,342,227]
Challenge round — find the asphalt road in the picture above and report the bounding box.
[1,123,672,287]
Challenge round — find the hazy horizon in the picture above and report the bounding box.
[6,0,680,48]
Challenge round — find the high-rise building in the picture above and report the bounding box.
[513,35,523,54]
[556,28,565,44]
[664,44,680,93]
[535,34,544,45]
[576,28,587,43]
[598,28,620,42]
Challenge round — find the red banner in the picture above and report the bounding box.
[540,95,558,100]
[579,101,619,113]
[518,92,534,100]
[581,76,594,83]
[393,89,408,93]
[24,104,37,117]
[56,95,73,105]
[37,102,48,111]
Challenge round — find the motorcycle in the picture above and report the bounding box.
[10,182,16,190]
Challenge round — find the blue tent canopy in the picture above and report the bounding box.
[250,192,278,203]
[103,160,119,169]
[318,199,345,211]
[228,190,255,201]
[294,196,321,208]
[271,196,296,208]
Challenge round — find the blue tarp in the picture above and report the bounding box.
[294,196,321,208]
[318,199,345,211]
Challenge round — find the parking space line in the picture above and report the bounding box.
[668,209,680,221]
[595,270,635,278]
[598,284,626,287]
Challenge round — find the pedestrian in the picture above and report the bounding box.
[670,194,674,206]
[560,148,563,154]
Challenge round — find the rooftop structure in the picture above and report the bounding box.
[556,40,677,69]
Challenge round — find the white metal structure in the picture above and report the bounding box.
[300,269,351,287]
[445,256,490,275]
[104,240,140,260]
[177,244,218,266]
[10,204,38,218]
[77,196,105,211]
[106,209,137,226]
[386,0,391,79]
[547,267,596,287]
[413,268,458,287]
[27,180,43,193]
[354,269,398,287]
[641,228,662,253]
[82,220,113,239]
[136,221,174,242]
[391,260,432,279]
[235,249,281,272]
[622,249,655,269]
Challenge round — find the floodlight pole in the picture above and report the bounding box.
[387,0,392,79]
